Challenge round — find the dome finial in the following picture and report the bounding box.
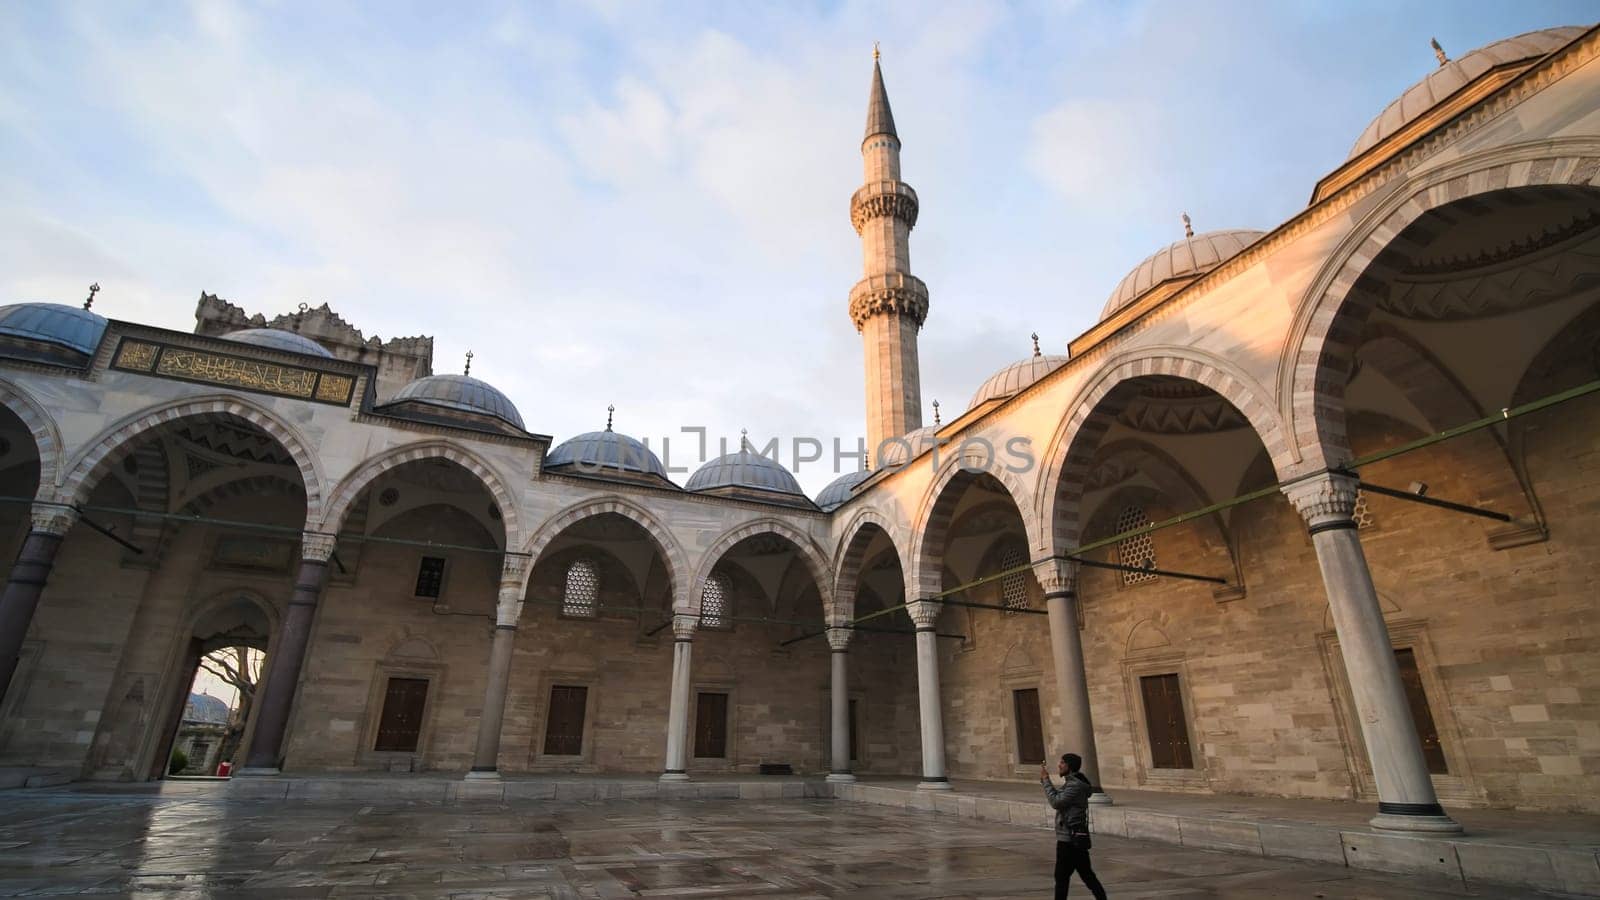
[740,427,750,451]
[873,41,880,61]
[1431,37,1449,67]
[1182,212,1194,238]
[1031,332,1041,357]
[605,404,614,432]
[932,399,941,426]
[83,282,100,311]
[294,302,309,332]
[464,349,473,376]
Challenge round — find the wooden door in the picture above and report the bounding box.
[374,677,429,752]
[1140,673,1194,769]
[694,692,728,759]
[1394,648,1448,774]
[542,685,588,756]
[1013,688,1045,764]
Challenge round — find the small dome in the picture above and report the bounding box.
[546,430,668,479]
[224,327,334,358]
[388,374,525,430]
[1104,229,1263,320]
[878,425,938,467]
[1349,27,1585,161]
[816,469,871,511]
[0,302,108,355]
[686,444,804,496]
[969,352,1067,410]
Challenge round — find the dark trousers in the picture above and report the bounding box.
[1054,839,1107,900]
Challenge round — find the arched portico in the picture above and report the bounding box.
[318,440,522,550]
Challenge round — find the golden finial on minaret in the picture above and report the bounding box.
[605,404,614,432]
[873,41,880,61]
[83,282,100,311]
[464,350,473,376]
[1431,37,1449,67]
[1031,332,1041,357]
[1182,212,1194,238]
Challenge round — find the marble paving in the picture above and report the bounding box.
[0,789,1578,898]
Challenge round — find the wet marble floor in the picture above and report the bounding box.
[0,789,1570,898]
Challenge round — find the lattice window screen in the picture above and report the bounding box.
[563,559,599,617]
[1116,506,1158,585]
[999,543,1029,614]
[701,574,729,629]
[1353,489,1375,529]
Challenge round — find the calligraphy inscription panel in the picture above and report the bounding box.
[112,338,356,405]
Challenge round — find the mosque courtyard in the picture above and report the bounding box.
[0,784,1576,899]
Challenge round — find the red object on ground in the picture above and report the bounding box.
[216,761,232,777]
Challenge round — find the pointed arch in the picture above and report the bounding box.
[1284,142,1600,472]
[318,440,520,548]
[909,449,1042,602]
[521,495,688,604]
[832,507,909,622]
[0,376,63,495]
[57,395,324,521]
[1035,347,1289,556]
[690,518,833,619]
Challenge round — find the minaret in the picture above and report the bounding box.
[850,48,928,455]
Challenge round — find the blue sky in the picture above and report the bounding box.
[1,1,1592,494]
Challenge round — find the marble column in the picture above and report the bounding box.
[240,532,335,775]
[826,626,856,783]
[467,555,530,780]
[1284,472,1462,833]
[908,600,951,790]
[1034,558,1111,805]
[0,504,76,708]
[659,612,697,782]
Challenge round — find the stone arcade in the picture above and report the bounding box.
[1,27,1598,842]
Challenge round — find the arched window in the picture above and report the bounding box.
[998,541,1029,614]
[563,559,599,617]
[1116,506,1158,586]
[701,573,730,629]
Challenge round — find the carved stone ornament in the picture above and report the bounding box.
[906,599,942,629]
[501,552,531,584]
[1032,557,1078,595]
[30,503,79,536]
[299,531,338,563]
[848,272,930,330]
[1281,472,1360,529]
[850,181,920,235]
[826,626,853,652]
[672,612,699,640]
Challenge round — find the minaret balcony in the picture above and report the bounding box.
[848,273,929,331]
[850,181,920,235]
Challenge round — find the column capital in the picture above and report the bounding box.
[1032,557,1078,595]
[300,531,337,563]
[1282,471,1359,531]
[672,612,698,641]
[500,552,531,583]
[29,503,77,536]
[826,626,853,652]
[906,599,941,629]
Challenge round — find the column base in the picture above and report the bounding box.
[463,769,501,781]
[1370,811,1464,834]
[1088,790,1114,806]
[233,767,281,777]
[658,772,690,783]
[825,773,857,784]
[917,779,954,792]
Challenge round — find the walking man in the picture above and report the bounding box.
[1041,752,1107,899]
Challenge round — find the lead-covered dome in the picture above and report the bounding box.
[1349,27,1585,161]
[878,424,938,467]
[546,429,668,480]
[224,327,334,358]
[1103,229,1263,320]
[384,374,525,431]
[686,443,805,498]
[816,468,871,511]
[970,338,1067,410]
[0,302,108,355]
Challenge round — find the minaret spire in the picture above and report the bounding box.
[850,48,928,457]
